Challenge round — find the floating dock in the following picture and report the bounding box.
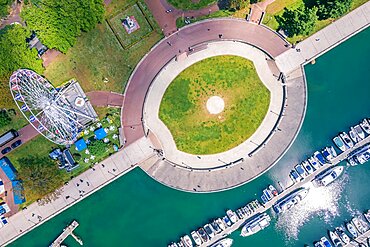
[50,220,83,247]
[199,134,370,247]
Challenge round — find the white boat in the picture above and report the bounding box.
[240,213,271,237]
[340,132,354,149]
[209,238,233,247]
[314,166,344,187]
[354,124,365,140]
[314,151,327,165]
[349,127,361,143]
[329,230,343,247]
[216,218,226,231]
[321,237,333,247]
[178,241,184,247]
[273,188,309,214]
[191,231,202,246]
[360,118,370,134]
[302,160,314,174]
[181,235,193,247]
[333,136,347,152]
[226,210,238,223]
[335,226,350,244]
[268,184,278,196]
[295,163,308,178]
[364,210,370,223]
[222,216,232,227]
[204,224,215,239]
[322,147,337,162]
[197,228,209,243]
[211,220,222,233]
[309,156,321,170]
[314,241,325,247]
[352,217,366,234]
[346,221,358,238]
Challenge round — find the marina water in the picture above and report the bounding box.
[11,27,370,247]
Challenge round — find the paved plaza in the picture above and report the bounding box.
[143,41,286,169]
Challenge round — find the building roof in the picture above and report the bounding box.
[94,128,107,140]
[75,138,87,151]
[0,158,17,181]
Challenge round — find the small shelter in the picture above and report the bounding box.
[75,138,87,151]
[94,128,107,140]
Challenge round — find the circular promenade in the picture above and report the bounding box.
[122,18,307,192]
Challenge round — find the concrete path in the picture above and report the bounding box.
[250,0,275,24]
[0,1,23,30]
[275,1,370,74]
[143,41,284,169]
[86,91,124,108]
[0,136,155,246]
[122,18,290,146]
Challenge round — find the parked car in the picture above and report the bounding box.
[10,140,22,149]
[1,147,11,155]
[0,216,8,228]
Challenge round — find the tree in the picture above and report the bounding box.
[276,5,318,37]
[88,140,108,157]
[17,156,64,201]
[22,0,105,53]
[316,0,352,19]
[0,25,44,108]
[0,110,11,127]
[0,0,13,19]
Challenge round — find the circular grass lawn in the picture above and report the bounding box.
[159,55,270,155]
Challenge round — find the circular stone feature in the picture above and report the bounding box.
[159,55,270,155]
[206,96,224,114]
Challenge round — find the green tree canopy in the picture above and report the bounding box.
[0,25,44,107]
[88,140,108,157]
[0,0,13,18]
[276,5,318,37]
[316,0,352,19]
[0,110,11,127]
[17,155,64,201]
[22,0,105,53]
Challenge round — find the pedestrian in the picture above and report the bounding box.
[86,182,90,186]
[102,164,105,168]
[219,34,223,38]
[76,183,79,187]
[315,38,320,41]
[207,28,210,31]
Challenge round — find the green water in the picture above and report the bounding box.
[11,27,370,247]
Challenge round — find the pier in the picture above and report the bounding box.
[347,228,370,247]
[50,220,83,247]
[200,133,370,247]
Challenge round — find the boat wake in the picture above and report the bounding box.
[274,173,349,241]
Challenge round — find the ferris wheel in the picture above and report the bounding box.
[9,69,96,145]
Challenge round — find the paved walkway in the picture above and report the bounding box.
[275,1,370,74]
[140,67,307,192]
[145,0,220,36]
[0,1,23,30]
[0,137,154,246]
[143,41,285,168]
[122,18,290,146]
[86,91,124,108]
[249,0,275,24]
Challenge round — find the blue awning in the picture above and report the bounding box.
[94,128,107,140]
[0,157,17,181]
[75,138,87,151]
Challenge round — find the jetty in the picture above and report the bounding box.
[199,132,370,247]
[50,220,83,247]
[347,228,370,246]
